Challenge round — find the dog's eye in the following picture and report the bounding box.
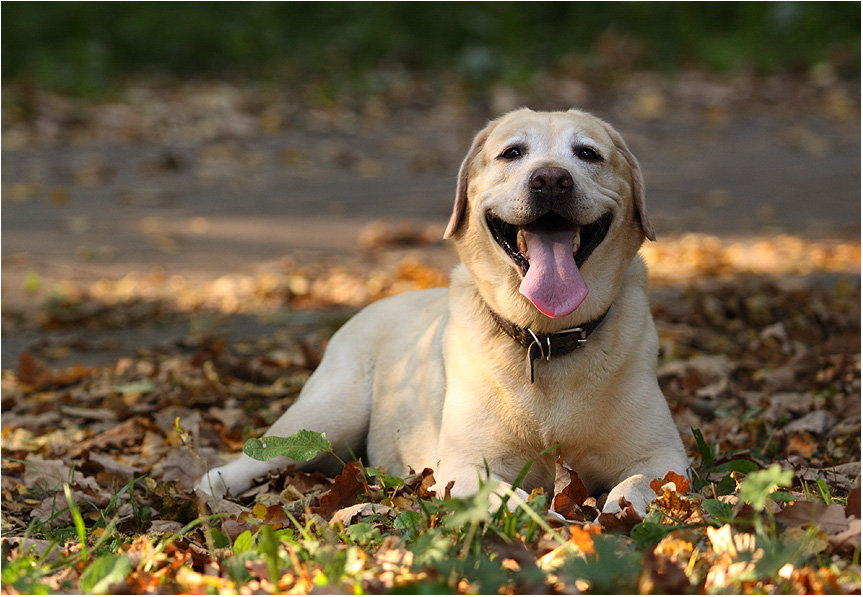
[575,146,602,162]
[499,146,524,160]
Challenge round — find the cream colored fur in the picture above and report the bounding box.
[197,108,689,515]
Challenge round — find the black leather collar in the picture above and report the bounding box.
[487,305,611,383]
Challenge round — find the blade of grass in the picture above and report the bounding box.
[94,475,146,529]
[62,484,87,564]
[511,443,563,493]
[498,485,573,554]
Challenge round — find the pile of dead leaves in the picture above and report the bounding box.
[1,274,860,594]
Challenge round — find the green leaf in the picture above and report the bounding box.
[739,465,793,511]
[394,510,424,533]
[346,522,379,545]
[724,459,760,474]
[366,467,404,489]
[204,527,228,549]
[232,530,253,554]
[691,427,714,468]
[702,498,734,522]
[714,474,737,495]
[243,430,332,462]
[79,554,132,594]
[630,521,674,547]
[769,490,795,503]
[258,525,282,588]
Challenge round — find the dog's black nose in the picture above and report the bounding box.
[528,167,573,202]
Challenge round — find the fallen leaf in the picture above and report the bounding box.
[403,467,436,499]
[786,410,838,435]
[653,489,704,525]
[552,458,590,521]
[845,486,860,519]
[312,461,366,519]
[148,520,184,535]
[776,501,851,535]
[598,498,643,533]
[330,502,397,526]
[827,517,861,551]
[650,471,690,496]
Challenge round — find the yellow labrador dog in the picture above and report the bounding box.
[198,108,689,514]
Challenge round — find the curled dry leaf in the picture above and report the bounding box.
[597,497,643,533]
[403,467,436,499]
[552,458,592,521]
[649,471,690,496]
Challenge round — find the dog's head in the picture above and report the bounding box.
[445,108,653,328]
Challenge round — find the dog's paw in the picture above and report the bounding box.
[603,474,655,517]
[195,468,231,498]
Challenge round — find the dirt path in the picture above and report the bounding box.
[4,110,859,286]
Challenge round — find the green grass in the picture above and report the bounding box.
[3,2,859,97]
[4,442,857,594]
[2,438,859,594]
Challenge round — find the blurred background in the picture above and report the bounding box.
[2,2,860,367]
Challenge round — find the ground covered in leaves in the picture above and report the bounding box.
[2,261,860,594]
[2,61,860,593]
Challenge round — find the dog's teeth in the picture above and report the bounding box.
[572,229,581,255]
[516,229,529,258]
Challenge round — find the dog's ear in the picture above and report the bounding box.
[599,121,656,241]
[443,121,497,239]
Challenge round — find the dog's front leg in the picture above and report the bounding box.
[197,332,373,498]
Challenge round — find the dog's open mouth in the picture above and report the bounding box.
[486,211,613,318]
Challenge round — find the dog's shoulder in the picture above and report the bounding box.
[333,287,450,345]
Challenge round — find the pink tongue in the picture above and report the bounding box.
[518,228,588,318]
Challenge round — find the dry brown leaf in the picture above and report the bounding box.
[403,467,436,499]
[776,501,849,535]
[827,517,861,551]
[598,497,643,533]
[251,503,293,529]
[312,461,366,519]
[552,458,590,521]
[845,486,860,519]
[787,433,818,458]
[68,417,158,457]
[84,452,141,478]
[330,502,397,526]
[15,352,41,386]
[24,456,106,498]
[653,489,704,525]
